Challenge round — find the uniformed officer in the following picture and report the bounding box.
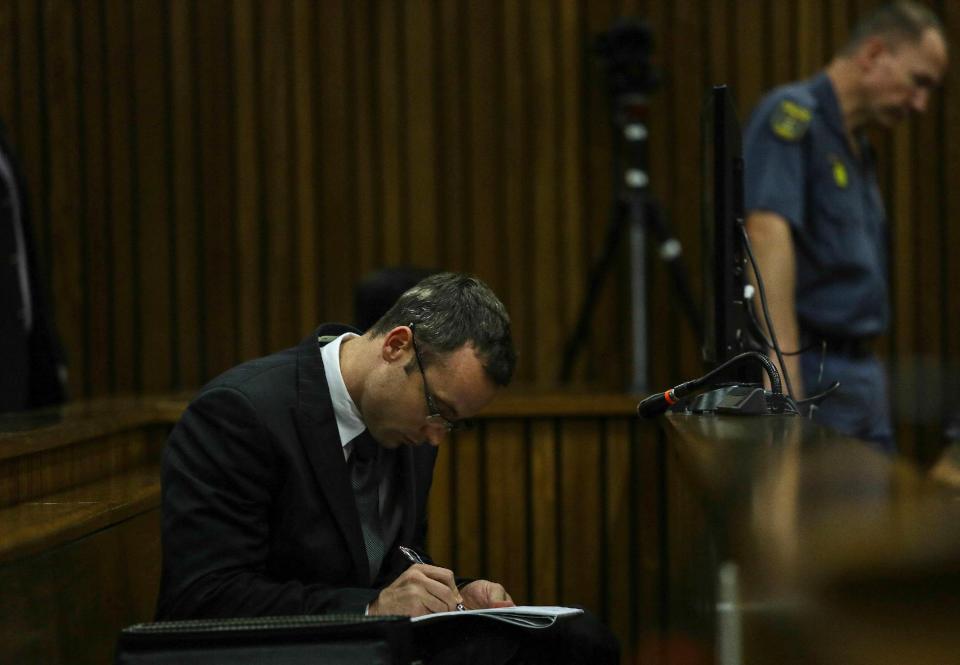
[744,1,948,452]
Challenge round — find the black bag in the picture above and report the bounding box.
[114,614,417,665]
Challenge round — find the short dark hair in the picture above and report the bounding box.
[841,1,943,56]
[369,272,517,386]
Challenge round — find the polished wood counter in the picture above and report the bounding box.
[0,397,184,562]
[661,413,960,665]
[0,397,185,664]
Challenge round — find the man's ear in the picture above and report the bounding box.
[381,326,413,362]
[856,35,889,71]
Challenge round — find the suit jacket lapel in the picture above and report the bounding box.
[293,325,370,584]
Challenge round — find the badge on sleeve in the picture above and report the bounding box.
[769,99,812,141]
[828,154,848,188]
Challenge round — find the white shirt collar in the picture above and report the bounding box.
[319,332,366,454]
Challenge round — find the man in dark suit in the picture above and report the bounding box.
[0,120,67,413]
[157,272,618,662]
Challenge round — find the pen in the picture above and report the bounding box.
[398,545,465,611]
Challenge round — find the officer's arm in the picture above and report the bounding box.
[745,210,804,400]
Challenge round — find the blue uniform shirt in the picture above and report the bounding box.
[744,72,889,339]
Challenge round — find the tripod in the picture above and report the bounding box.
[559,61,701,390]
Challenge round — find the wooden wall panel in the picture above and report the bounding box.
[502,0,533,382]
[350,0,380,276]
[529,418,559,603]
[0,3,15,126]
[104,0,136,393]
[315,0,348,324]
[195,0,236,381]
[1,509,161,665]
[232,0,264,362]
[604,419,634,647]
[425,411,663,664]
[377,0,404,267]
[44,0,86,396]
[292,0,319,334]
[559,419,602,609]
[262,1,295,353]
[132,0,172,393]
[78,2,111,397]
[646,0,673,391]
[452,427,483,577]
[2,0,958,464]
[169,0,201,390]
[483,420,528,600]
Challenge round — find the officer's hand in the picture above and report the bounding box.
[460,579,515,610]
[368,564,464,617]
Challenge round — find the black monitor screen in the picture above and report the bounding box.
[700,85,753,375]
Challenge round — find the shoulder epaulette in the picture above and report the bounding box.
[769,98,812,142]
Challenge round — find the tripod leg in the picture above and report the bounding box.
[643,202,704,342]
[559,201,628,382]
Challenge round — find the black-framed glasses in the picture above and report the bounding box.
[409,323,471,433]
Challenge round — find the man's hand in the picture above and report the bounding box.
[368,564,464,617]
[460,579,515,610]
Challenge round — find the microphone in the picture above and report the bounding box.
[636,352,786,418]
[637,379,699,418]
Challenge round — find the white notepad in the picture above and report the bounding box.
[410,605,583,629]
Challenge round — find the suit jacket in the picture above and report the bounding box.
[0,120,67,413]
[156,323,438,619]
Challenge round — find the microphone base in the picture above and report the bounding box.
[678,383,796,416]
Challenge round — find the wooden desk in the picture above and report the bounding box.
[662,413,960,665]
[0,398,183,664]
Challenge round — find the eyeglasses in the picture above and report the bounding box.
[409,323,471,433]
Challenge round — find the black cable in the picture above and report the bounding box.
[737,222,796,398]
[795,380,840,407]
[697,350,782,395]
[744,290,820,356]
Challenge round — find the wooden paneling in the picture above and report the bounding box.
[1,509,161,665]
[1,1,957,465]
[426,406,664,662]
[0,398,177,664]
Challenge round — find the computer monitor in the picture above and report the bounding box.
[700,85,756,380]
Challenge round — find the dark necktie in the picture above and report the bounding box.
[349,430,384,583]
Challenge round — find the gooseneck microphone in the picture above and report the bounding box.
[636,351,784,418]
[636,379,700,418]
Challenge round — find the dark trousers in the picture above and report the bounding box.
[801,350,894,454]
[414,609,619,665]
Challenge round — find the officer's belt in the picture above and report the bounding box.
[804,331,877,358]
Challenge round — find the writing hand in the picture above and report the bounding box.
[459,579,515,610]
[368,564,465,617]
